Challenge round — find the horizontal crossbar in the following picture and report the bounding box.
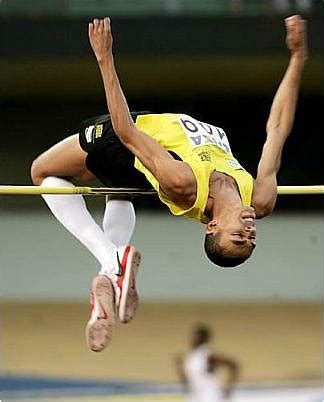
[276,185,324,195]
[0,185,324,196]
[0,186,157,195]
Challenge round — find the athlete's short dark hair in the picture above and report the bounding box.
[204,232,253,268]
[194,324,212,343]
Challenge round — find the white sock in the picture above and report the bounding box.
[41,177,116,277]
[102,199,136,247]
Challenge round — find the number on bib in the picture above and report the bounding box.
[179,114,232,154]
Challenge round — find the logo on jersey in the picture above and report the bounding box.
[85,124,103,143]
[178,114,232,155]
[85,125,95,143]
[198,150,211,162]
[226,158,243,170]
[95,124,103,138]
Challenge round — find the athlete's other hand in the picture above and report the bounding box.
[285,15,308,61]
[89,17,112,62]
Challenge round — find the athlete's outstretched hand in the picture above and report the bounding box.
[89,17,113,62]
[285,15,307,60]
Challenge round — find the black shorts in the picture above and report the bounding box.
[79,112,152,188]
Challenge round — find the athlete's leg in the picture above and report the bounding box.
[31,134,117,274]
[32,135,120,351]
[101,196,140,323]
[31,134,95,185]
[102,196,136,247]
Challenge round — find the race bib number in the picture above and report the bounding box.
[179,114,232,154]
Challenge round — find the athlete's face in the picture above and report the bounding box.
[191,329,209,348]
[207,207,257,257]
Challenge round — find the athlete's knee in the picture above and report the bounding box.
[72,169,96,184]
[30,156,46,185]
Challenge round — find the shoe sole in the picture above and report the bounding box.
[119,247,141,324]
[86,275,116,352]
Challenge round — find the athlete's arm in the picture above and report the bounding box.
[210,354,239,399]
[88,18,195,195]
[252,15,307,218]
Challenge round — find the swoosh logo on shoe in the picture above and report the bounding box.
[116,251,124,277]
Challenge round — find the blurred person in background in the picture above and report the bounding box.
[30,15,307,352]
[175,324,239,402]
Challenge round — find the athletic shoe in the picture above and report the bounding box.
[86,275,116,352]
[114,245,141,324]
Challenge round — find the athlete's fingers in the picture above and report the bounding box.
[285,19,298,40]
[285,18,296,31]
[285,15,299,34]
[298,19,306,35]
[88,22,94,37]
[285,14,301,25]
[103,17,110,32]
[97,19,103,33]
[93,18,99,31]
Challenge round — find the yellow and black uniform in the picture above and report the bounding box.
[134,113,254,223]
[79,112,152,189]
[79,112,254,223]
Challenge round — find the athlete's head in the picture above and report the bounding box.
[204,206,256,268]
[191,324,212,348]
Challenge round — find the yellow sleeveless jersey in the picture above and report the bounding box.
[134,113,254,223]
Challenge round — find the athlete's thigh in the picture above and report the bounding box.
[32,134,95,183]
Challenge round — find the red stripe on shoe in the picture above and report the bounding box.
[116,245,131,301]
[121,245,131,269]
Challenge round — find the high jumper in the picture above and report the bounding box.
[30,15,308,351]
